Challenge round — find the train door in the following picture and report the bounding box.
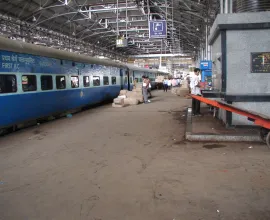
[121,69,129,90]
[126,70,130,91]
[129,71,134,90]
[120,69,124,90]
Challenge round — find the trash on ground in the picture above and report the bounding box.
[66,114,72,118]
[217,210,220,213]
[217,170,228,172]
[249,146,253,149]
[118,95,127,99]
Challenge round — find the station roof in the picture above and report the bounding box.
[0,0,219,60]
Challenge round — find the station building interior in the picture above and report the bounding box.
[0,0,270,219]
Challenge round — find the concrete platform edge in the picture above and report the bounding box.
[185,107,262,143]
[186,132,262,142]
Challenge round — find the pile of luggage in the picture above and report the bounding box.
[171,80,189,97]
[155,75,165,83]
[155,76,165,90]
[112,86,144,108]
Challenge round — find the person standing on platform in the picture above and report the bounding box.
[177,78,181,87]
[186,74,191,93]
[172,78,176,87]
[190,68,202,116]
[167,78,172,90]
[163,78,168,92]
[134,78,137,89]
[146,76,152,100]
[142,76,150,104]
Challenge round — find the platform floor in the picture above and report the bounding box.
[1,91,270,220]
[192,106,259,135]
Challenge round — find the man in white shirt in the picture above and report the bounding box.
[190,68,202,116]
[163,79,168,92]
[177,78,180,87]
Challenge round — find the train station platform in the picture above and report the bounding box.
[1,91,270,220]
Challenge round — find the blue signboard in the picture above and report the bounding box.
[149,20,167,38]
[200,60,212,70]
[200,60,212,82]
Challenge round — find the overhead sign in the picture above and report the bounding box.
[149,20,167,38]
[116,38,128,48]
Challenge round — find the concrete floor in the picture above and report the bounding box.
[191,106,259,135]
[1,91,270,220]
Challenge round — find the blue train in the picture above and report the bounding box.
[0,36,166,133]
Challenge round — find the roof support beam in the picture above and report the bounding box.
[130,53,187,58]
[79,6,137,13]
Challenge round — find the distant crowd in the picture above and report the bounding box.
[162,78,182,92]
[141,70,202,115]
[140,75,183,104]
[162,69,203,117]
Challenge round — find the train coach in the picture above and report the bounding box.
[0,36,166,134]
[125,64,161,90]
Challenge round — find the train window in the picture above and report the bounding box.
[71,76,79,88]
[93,76,100,86]
[22,75,37,92]
[137,78,142,83]
[103,76,109,85]
[56,76,66,89]
[130,77,133,84]
[41,75,53,91]
[111,76,116,85]
[124,77,128,84]
[83,76,90,87]
[0,74,17,94]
